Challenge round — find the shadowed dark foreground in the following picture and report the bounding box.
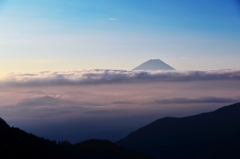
[0,118,152,159]
[117,102,240,159]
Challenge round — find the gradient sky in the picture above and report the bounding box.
[0,0,240,75]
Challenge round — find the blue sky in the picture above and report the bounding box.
[0,0,240,73]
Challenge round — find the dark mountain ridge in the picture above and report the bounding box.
[117,102,240,159]
[0,117,9,129]
[0,117,152,159]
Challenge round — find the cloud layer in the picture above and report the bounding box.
[1,69,240,87]
[153,96,240,104]
[17,96,100,107]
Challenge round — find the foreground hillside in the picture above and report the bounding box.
[0,118,152,159]
[117,102,240,159]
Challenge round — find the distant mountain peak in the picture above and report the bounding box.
[132,59,175,71]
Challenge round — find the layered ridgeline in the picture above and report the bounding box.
[117,103,240,159]
[0,118,152,159]
[132,59,175,71]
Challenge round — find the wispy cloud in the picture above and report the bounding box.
[109,18,117,21]
[21,90,45,95]
[180,56,189,60]
[30,60,58,63]
[111,101,134,105]
[1,69,240,87]
[18,96,77,107]
[153,96,240,104]
[11,95,102,108]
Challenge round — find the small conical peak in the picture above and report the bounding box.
[132,59,175,71]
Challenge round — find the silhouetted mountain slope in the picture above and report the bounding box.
[0,118,152,159]
[132,59,175,71]
[117,103,240,159]
[74,139,153,159]
[0,117,9,129]
[0,118,78,159]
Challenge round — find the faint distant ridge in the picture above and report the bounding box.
[132,59,175,71]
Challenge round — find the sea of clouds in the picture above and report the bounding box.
[1,69,240,87]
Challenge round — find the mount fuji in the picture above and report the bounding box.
[132,59,175,71]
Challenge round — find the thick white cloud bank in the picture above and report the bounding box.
[1,69,240,87]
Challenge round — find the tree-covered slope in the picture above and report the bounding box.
[0,118,152,159]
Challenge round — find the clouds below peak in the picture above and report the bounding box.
[17,96,101,107]
[1,69,240,87]
[21,90,45,95]
[16,96,75,107]
[153,96,240,104]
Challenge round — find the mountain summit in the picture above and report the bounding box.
[132,59,175,71]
